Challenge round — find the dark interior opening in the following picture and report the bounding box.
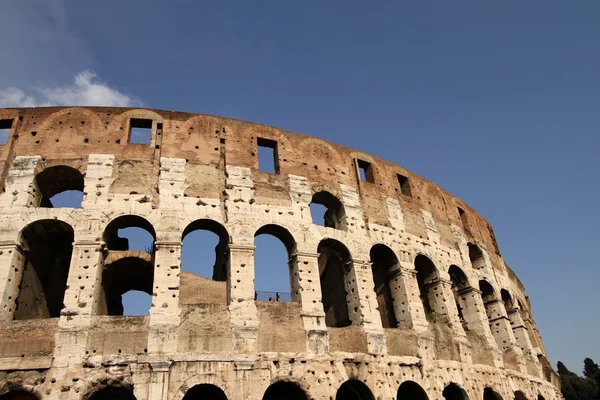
[414,255,438,316]
[88,386,136,400]
[443,383,468,400]
[336,380,375,400]
[397,173,411,196]
[318,239,352,327]
[182,384,227,400]
[370,244,399,328]
[14,220,74,320]
[262,382,307,400]
[397,381,429,400]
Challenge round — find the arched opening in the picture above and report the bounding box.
[182,384,227,400]
[318,239,353,327]
[14,220,74,320]
[414,255,438,317]
[35,165,84,208]
[310,191,346,230]
[101,255,153,316]
[102,216,156,316]
[397,381,428,400]
[443,383,469,400]
[468,243,485,269]
[514,391,528,400]
[262,381,307,400]
[88,386,136,400]
[336,380,375,400]
[180,220,229,306]
[479,280,496,304]
[537,395,545,400]
[0,391,39,400]
[501,289,514,310]
[104,215,156,253]
[448,265,470,326]
[254,225,296,302]
[483,388,503,400]
[370,244,399,328]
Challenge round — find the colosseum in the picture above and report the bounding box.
[0,107,560,400]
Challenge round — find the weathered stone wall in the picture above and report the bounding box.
[0,107,560,400]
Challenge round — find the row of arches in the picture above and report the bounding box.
[9,213,527,350]
[27,165,348,231]
[0,382,549,400]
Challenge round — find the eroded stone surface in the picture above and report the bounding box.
[0,107,560,400]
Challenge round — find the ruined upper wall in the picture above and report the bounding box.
[0,109,498,245]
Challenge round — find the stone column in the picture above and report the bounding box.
[393,263,428,332]
[0,156,41,208]
[484,299,520,352]
[54,240,104,366]
[0,240,26,321]
[425,278,466,337]
[228,243,259,353]
[292,251,329,354]
[148,361,172,400]
[507,307,536,356]
[351,259,387,355]
[148,240,182,354]
[458,287,498,347]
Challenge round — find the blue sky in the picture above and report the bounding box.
[2,1,599,374]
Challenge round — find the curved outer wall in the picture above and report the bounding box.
[0,107,559,400]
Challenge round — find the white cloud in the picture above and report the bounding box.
[0,71,140,108]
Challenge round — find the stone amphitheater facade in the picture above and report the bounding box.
[0,107,561,400]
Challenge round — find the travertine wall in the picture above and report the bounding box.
[0,107,560,400]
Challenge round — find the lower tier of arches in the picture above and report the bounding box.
[0,355,561,400]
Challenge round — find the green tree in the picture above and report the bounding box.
[558,361,599,400]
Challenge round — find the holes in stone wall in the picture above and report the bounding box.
[0,119,13,145]
[257,137,279,173]
[356,158,375,183]
[14,220,74,320]
[310,191,346,230]
[35,165,84,208]
[129,118,152,144]
[254,224,296,302]
[318,238,352,327]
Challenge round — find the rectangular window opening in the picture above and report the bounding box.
[0,119,13,145]
[397,173,411,196]
[257,137,279,173]
[129,118,153,144]
[458,207,470,232]
[357,159,375,183]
